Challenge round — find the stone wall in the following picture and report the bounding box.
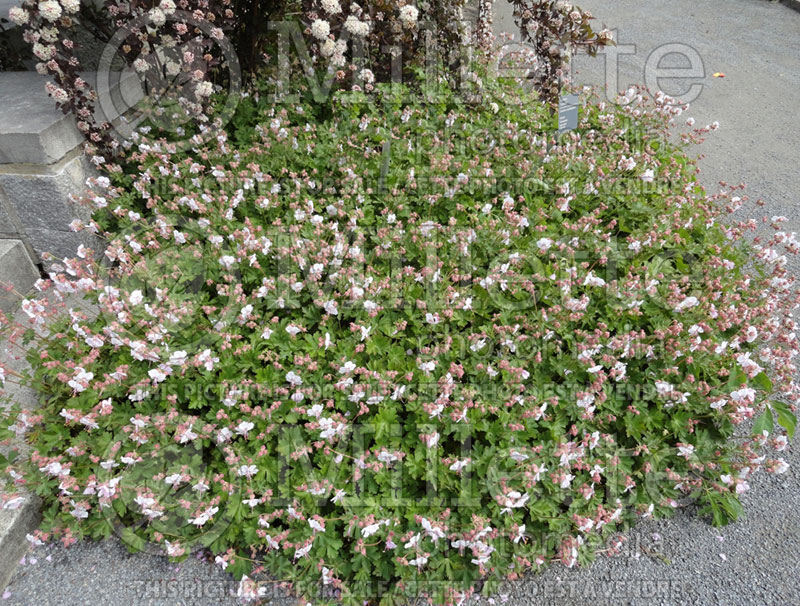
[0,71,142,268]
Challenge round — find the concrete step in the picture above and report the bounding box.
[0,239,38,314]
[0,494,40,592]
[0,289,45,591]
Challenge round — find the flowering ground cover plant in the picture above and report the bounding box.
[1,67,799,605]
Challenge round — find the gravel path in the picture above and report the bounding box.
[3,1,800,604]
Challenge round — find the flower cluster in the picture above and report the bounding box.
[301,0,467,89]
[1,70,798,605]
[8,0,236,159]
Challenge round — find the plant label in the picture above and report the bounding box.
[558,94,579,134]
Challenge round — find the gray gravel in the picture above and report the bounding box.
[1,540,248,606]
[3,0,800,604]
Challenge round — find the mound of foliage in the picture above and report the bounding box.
[1,70,798,605]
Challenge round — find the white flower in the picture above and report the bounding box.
[360,68,375,84]
[235,421,255,436]
[286,371,303,386]
[730,387,756,404]
[219,255,236,269]
[68,367,94,392]
[70,501,89,519]
[3,497,26,510]
[323,300,338,316]
[311,19,331,40]
[376,450,398,463]
[449,460,469,472]
[168,350,187,366]
[159,0,176,14]
[583,271,606,287]
[655,381,673,397]
[38,0,62,22]
[320,39,336,57]
[8,7,29,25]
[164,473,182,485]
[422,432,439,448]
[148,7,166,26]
[237,464,259,477]
[677,444,694,459]
[362,523,381,538]
[418,361,436,373]
[195,81,214,98]
[40,461,69,477]
[321,0,341,13]
[148,368,167,383]
[49,86,69,103]
[500,491,530,512]
[421,517,445,541]
[85,335,104,348]
[238,304,253,324]
[344,15,370,37]
[399,5,419,26]
[641,169,655,182]
[674,296,698,311]
[618,155,636,171]
[132,58,149,73]
[237,575,267,601]
[309,518,325,532]
[513,524,526,544]
[197,349,219,371]
[189,506,218,527]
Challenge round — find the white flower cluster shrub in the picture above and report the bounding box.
[302,0,467,90]
[7,0,236,158]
